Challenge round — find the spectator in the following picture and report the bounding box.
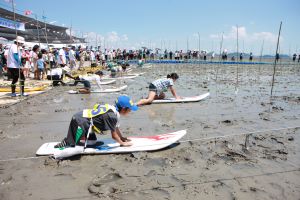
[292,53,297,62]
[169,51,173,60]
[37,53,46,80]
[57,47,66,67]
[69,46,76,70]
[32,45,40,80]
[7,36,27,96]
[79,48,87,69]
[48,49,56,68]
[22,48,31,78]
[276,53,280,62]
[0,43,4,78]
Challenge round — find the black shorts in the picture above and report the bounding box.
[81,79,91,89]
[47,75,61,80]
[149,83,157,92]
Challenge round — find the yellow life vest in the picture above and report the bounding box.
[82,103,111,134]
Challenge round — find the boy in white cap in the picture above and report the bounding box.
[55,95,138,148]
[7,36,28,97]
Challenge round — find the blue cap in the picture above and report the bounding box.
[115,95,138,111]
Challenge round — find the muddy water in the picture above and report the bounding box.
[0,63,299,199]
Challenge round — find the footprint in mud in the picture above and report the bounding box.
[143,157,168,167]
[53,97,64,103]
[258,112,270,121]
[220,119,235,125]
[89,172,123,196]
[139,188,171,200]
[92,173,122,186]
[271,105,284,112]
[54,108,67,112]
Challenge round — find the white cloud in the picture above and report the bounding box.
[105,32,129,42]
[106,31,119,42]
[83,32,105,46]
[121,34,128,41]
[252,32,278,43]
[209,26,281,44]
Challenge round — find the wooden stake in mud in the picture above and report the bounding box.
[235,25,239,94]
[259,39,264,71]
[35,14,41,47]
[270,21,282,97]
[216,32,224,82]
[42,11,52,87]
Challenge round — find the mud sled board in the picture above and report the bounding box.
[36,130,187,159]
[99,80,116,85]
[68,85,127,94]
[102,74,138,80]
[152,92,210,104]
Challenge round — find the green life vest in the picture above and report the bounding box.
[82,103,111,134]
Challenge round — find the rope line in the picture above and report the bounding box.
[179,125,300,143]
[0,125,299,162]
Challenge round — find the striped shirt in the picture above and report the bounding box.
[152,78,174,93]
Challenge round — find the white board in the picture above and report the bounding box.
[142,64,152,69]
[99,80,116,85]
[102,74,138,80]
[123,68,132,73]
[91,85,127,93]
[152,92,210,103]
[127,72,146,76]
[68,85,127,94]
[36,130,187,159]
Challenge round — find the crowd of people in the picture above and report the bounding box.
[1,37,300,84]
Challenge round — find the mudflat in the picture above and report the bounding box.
[0,63,299,200]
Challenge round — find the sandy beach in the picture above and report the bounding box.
[0,63,300,200]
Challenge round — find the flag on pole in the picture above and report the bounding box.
[24,10,32,15]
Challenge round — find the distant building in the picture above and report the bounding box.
[0,8,85,44]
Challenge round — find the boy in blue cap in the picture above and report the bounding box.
[55,95,138,148]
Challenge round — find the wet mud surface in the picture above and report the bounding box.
[0,63,299,199]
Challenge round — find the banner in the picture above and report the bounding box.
[0,17,25,31]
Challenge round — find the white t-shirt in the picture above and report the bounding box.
[47,68,63,77]
[57,49,66,64]
[90,51,95,61]
[80,74,102,89]
[7,44,21,68]
[69,49,75,61]
[49,53,54,62]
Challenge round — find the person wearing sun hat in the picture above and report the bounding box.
[54,95,138,149]
[7,36,28,97]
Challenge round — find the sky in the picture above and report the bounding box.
[1,0,299,54]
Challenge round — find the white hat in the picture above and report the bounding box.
[14,36,25,44]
